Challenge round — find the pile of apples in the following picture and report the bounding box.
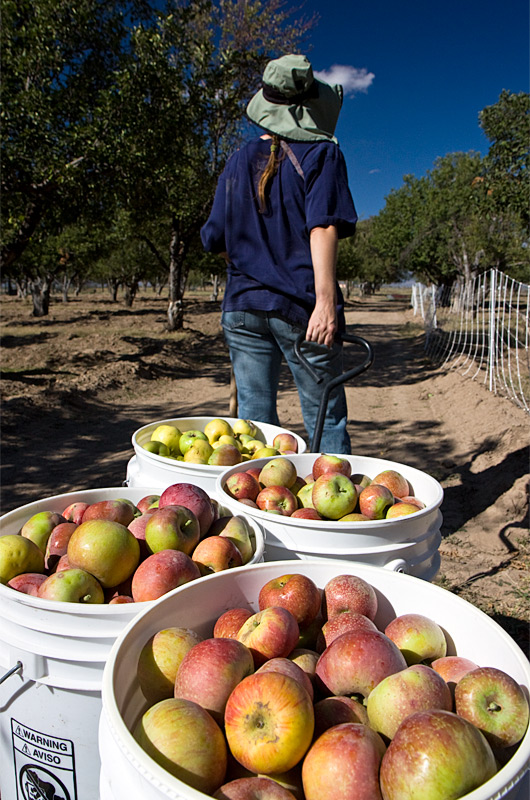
[0,483,258,604]
[142,417,299,467]
[223,453,427,522]
[133,570,529,800]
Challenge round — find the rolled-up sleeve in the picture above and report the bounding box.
[200,170,228,253]
[304,145,357,239]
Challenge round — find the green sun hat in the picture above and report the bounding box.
[246,53,343,143]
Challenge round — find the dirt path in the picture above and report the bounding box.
[1,292,528,648]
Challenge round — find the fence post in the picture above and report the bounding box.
[488,269,496,393]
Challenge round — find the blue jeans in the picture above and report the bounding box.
[222,310,351,454]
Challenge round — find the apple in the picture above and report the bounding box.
[136,494,161,514]
[205,418,235,443]
[192,535,243,576]
[258,458,298,489]
[54,553,71,572]
[399,495,425,509]
[174,637,254,724]
[224,671,314,774]
[313,696,369,739]
[315,629,407,699]
[62,501,89,524]
[358,484,394,519]
[256,486,298,516]
[213,776,297,799]
[143,440,171,457]
[350,472,372,489]
[225,472,261,502]
[454,666,530,748]
[131,549,200,602]
[372,469,410,499]
[179,429,209,454]
[209,444,242,466]
[245,467,263,484]
[296,482,315,509]
[367,664,453,740]
[311,474,357,520]
[137,626,202,704]
[219,515,255,564]
[134,697,227,795]
[430,655,479,695]
[108,595,134,604]
[37,568,104,603]
[7,572,48,596]
[44,521,78,570]
[386,502,420,519]
[184,439,214,463]
[0,534,45,584]
[67,519,140,588]
[316,610,378,652]
[21,511,66,553]
[384,613,447,664]
[312,454,352,480]
[238,498,259,509]
[81,499,137,526]
[379,709,497,800]
[338,513,371,522]
[290,508,322,520]
[258,573,321,628]
[252,447,280,459]
[233,419,257,438]
[296,614,324,651]
[237,606,300,667]
[272,434,299,454]
[302,723,386,800]
[290,476,306,496]
[214,608,254,639]
[287,649,320,686]
[322,573,378,621]
[256,657,314,701]
[158,483,216,537]
[151,423,182,455]
[144,505,200,556]
[128,510,157,560]
[215,434,240,449]
[245,439,269,455]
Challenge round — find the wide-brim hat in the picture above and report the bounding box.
[246,54,343,143]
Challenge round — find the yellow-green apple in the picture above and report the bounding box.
[256,486,298,516]
[256,657,314,701]
[252,447,280,459]
[339,512,370,522]
[131,549,200,602]
[315,629,407,699]
[81,499,137,526]
[272,433,299,454]
[322,573,378,621]
[174,637,254,724]
[159,483,216,537]
[205,417,235,443]
[431,655,479,696]
[21,511,66,553]
[209,444,243,466]
[288,649,320,687]
[302,722,386,800]
[351,472,372,489]
[179,429,209,454]
[192,535,243,576]
[311,474,357,520]
[290,508,322,520]
[145,505,200,556]
[137,494,161,514]
[213,776,297,799]
[225,472,261,502]
[454,666,530,749]
[7,572,48,596]
[0,534,45,584]
[312,454,352,480]
[258,573,321,628]
[315,610,378,653]
[214,608,254,639]
[184,439,214,463]
[237,607,300,667]
[37,568,104,603]
[143,440,171,457]
[313,696,369,739]
[367,664,453,740]
[214,434,240,449]
[384,613,447,664]
[134,697,227,794]
[224,671,314,774]
[372,469,410,498]
[137,626,202,704]
[246,439,269,455]
[219,516,255,564]
[258,458,297,489]
[62,501,89,524]
[379,709,497,800]
[296,482,315,509]
[386,502,420,519]
[67,519,140,588]
[358,484,394,519]
[151,424,182,454]
[233,419,257,438]
[44,521,78,570]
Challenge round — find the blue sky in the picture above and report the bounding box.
[299,0,529,219]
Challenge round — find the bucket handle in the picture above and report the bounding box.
[0,661,22,684]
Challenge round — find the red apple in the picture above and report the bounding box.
[272,433,299,454]
[44,521,78,570]
[108,594,134,604]
[312,454,352,480]
[81,498,137,526]
[290,508,322,520]
[158,482,215,537]
[246,467,263,484]
[213,776,297,799]
[379,710,497,800]
[128,510,157,560]
[256,486,298,516]
[7,572,48,596]
[358,484,394,519]
[137,626,202,704]
[131,549,200,602]
[192,535,243,576]
[372,469,410,498]
[214,608,254,639]
[258,458,298,489]
[145,505,200,556]
[316,610,378,652]
[431,655,479,695]
[62,501,89,524]
[313,696,369,739]
[54,553,71,572]
[399,495,425,510]
[237,606,300,667]
[302,723,386,800]
[256,657,314,702]
[136,494,160,513]
[386,502,420,519]
[258,573,322,628]
[224,671,314,774]
[67,519,140,588]
[238,498,259,509]
[384,613,447,664]
[322,573,378,621]
[225,472,261,502]
[311,474,357,520]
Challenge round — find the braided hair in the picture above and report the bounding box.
[257,134,284,213]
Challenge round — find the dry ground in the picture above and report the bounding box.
[1,289,528,651]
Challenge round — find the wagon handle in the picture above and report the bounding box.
[0,662,22,684]
[294,332,374,452]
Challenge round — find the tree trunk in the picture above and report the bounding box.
[167,216,188,331]
[210,273,220,302]
[29,277,51,317]
[124,280,138,308]
[108,279,120,301]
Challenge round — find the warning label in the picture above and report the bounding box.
[11,719,77,800]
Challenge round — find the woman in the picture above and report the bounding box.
[200,54,358,454]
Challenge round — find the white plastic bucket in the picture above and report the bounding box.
[0,486,265,800]
[126,417,307,495]
[99,560,530,800]
[216,454,444,579]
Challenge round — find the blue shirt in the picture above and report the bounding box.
[200,136,357,328]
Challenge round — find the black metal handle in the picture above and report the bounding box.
[294,332,374,451]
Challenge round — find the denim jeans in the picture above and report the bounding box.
[222,310,351,454]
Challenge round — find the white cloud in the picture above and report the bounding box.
[314,65,375,96]
[369,168,381,174]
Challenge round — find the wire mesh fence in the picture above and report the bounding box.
[411,269,530,413]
